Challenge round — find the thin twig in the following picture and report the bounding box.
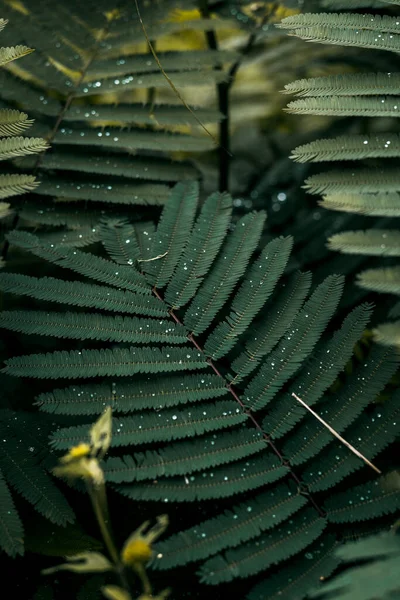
[137,251,168,263]
[133,0,220,147]
[292,393,381,474]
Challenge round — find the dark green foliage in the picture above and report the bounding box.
[280,2,400,346]
[0,410,74,556]
[310,530,400,600]
[1,182,399,596]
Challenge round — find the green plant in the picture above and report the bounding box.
[43,407,169,600]
[0,181,399,597]
[279,0,400,345]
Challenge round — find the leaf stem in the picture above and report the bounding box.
[88,482,131,594]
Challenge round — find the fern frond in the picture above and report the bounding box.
[6,231,150,295]
[0,311,188,344]
[285,96,400,117]
[144,181,199,287]
[283,73,400,97]
[304,169,400,195]
[291,134,400,163]
[0,468,23,557]
[0,108,33,136]
[247,535,339,600]
[85,49,239,79]
[303,396,400,492]
[231,271,312,384]
[373,320,400,346]
[164,192,232,309]
[155,485,306,569]
[266,303,374,440]
[36,227,101,248]
[357,265,400,294]
[104,429,266,483]
[0,173,38,198]
[283,345,399,464]
[35,374,228,416]
[99,220,140,266]
[278,13,400,34]
[50,401,246,449]
[277,13,400,53]
[117,454,288,502]
[184,211,266,335]
[35,176,170,206]
[0,44,33,65]
[320,193,400,217]
[322,0,385,6]
[199,508,326,584]
[2,346,207,379]
[0,415,74,527]
[50,125,216,153]
[34,149,198,182]
[244,275,344,412]
[311,531,400,600]
[204,237,293,360]
[328,230,400,256]
[0,136,48,160]
[65,103,222,128]
[325,478,400,523]
[0,273,166,316]
[76,69,229,96]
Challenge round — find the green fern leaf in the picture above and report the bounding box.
[35,374,228,415]
[328,230,400,256]
[0,136,48,160]
[35,176,170,206]
[6,231,150,295]
[164,191,232,309]
[155,484,306,569]
[303,396,400,492]
[144,181,199,287]
[277,13,400,53]
[320,193,400,217]
[184,211,266,335]
[0,273,166,316]
[244,275,344,412]
[0,44,33,65]
[291,134,400,163]
[99,220,140,266]
[199,508,326,584]
[325,478,400,523]
[0,108,34,136]
[33,149,198,182]
[304,169,400,195]
[0,438,73,526]
[117,454,288,502]
[246,535,339,600]
[231,272,312,383]
[266,303,374,440]
[286,96,400,117]
[2,346,207,379]
[0,311,188,344]
[0,173,38,198]
[0,468,24,557]
[357,265,400,294]
[283,345,399,464]
[50,401,246,449]
[204,237,293,360]
[283,73,400,97]
[373,320,400,346]
[104,429,266,483]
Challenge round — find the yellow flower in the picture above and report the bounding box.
[121,539,152,568]
[61,443,91,463]
[54,457,104,486]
